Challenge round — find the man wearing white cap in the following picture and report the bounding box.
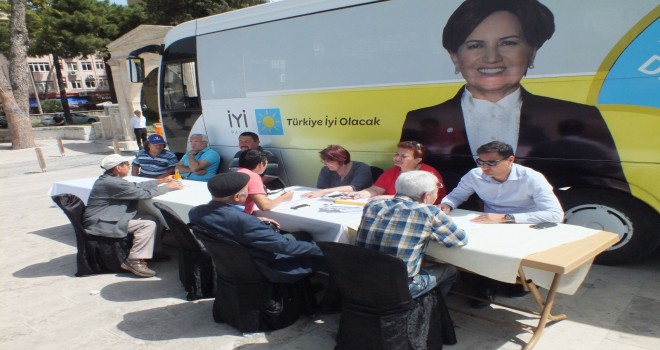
[83,154,184,277]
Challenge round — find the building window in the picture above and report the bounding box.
[37,81,56,92]
[67,62,78,71]
[85,80,96,88]
[71,81,82,89]
[95,61,105,70]
[81,62,92,71]
[98,78,109,88]
[28,62,50,72]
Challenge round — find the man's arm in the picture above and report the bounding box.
[440,172,476,211]
[242,218,323,257]
[514,174,564,224]
[251,191,294,211]
[431,209,468,247]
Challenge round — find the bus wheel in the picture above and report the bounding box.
[559,189,660,265]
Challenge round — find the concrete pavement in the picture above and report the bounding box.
[0,139,658,349]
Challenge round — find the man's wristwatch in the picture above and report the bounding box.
[504,214,516,223]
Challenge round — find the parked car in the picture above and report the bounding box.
[41,112,99,125]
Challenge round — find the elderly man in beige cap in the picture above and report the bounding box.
[83,154,184,277]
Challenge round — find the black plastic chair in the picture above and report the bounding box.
[153,202,216,301]
[189,224,315,333]
[51,194,132,276]
[370,166,384,183]
[318,242,456,350]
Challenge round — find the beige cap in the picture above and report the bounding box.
[101,154,132,170]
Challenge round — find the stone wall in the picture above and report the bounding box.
[0,125,98,142]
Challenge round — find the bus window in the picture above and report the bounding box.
[163,61,199,110]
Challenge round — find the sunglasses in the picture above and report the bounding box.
[475,158,507,167]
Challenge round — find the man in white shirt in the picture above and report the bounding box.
[130,110,147,150]
[439,141,563,307]
[440,141,563,224]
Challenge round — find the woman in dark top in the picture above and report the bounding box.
[302,145,373,198]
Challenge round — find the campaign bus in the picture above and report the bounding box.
[128,0,660,264]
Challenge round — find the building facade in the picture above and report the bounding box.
[27,54,112,112]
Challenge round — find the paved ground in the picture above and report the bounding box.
[1,139,659,350]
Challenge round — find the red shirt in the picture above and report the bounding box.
[373,163,447,204]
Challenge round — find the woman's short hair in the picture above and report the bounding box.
[319,145,351,165]
[395,170,438,201]
[442,0,555,53]
[397,141,425,160]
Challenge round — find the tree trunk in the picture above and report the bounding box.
[4,0,35,149]
[52,54,72,124]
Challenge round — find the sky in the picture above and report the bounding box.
[108,0,128,5]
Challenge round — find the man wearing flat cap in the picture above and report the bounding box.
[189,172,323,283]
[83,154,184,277]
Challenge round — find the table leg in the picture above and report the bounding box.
[523,272,564,350]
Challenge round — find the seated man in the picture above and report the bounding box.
[439,141,564,224]
[131,134,178,179]
[228,131,280,177]
[189,172,323,283]
[439,141,563,306]
[175,133,221,182]
[83,154,183,277]
[356,170,468,298]
[237,149,293,214]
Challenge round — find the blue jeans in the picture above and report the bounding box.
[408,263,457,298]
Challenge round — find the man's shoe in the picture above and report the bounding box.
[470,287,495,309]
[121,259,156,277]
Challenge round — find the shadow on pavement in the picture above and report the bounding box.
[30,224,76,247]
[101,278,189,302]
[13,254,77,278]
[116,300,239,340]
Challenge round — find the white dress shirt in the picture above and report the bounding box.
[461,88,522,156]
[130,114,146,129]
[441,163,564,224]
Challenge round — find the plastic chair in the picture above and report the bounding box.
[370,166,384,183]
[189,224,315,333]
[153,202,215,301]
[51,194,132,276]
[317,241,456,350]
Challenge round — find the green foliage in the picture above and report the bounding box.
[41,99,63,113]
[139,0,267,26]
[28,0,146,59]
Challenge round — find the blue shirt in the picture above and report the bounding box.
[181,146,221,182]
[356,195,467,277]
[441,163,564,224]
[132,149,178,178]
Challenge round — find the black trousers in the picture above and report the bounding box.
[134,128,147,149]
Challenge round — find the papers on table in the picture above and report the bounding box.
[319,203,365,213]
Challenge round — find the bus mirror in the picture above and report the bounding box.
[127,57,145,83]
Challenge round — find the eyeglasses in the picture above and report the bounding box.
[189,141,205,144]
[475,158,507,167]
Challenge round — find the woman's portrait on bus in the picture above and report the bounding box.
[400,0,627,192]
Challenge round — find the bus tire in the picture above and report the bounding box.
[559,189,660,265]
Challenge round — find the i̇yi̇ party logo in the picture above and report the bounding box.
[255,108,284,135]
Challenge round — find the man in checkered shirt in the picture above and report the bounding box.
[356,170,468,298]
